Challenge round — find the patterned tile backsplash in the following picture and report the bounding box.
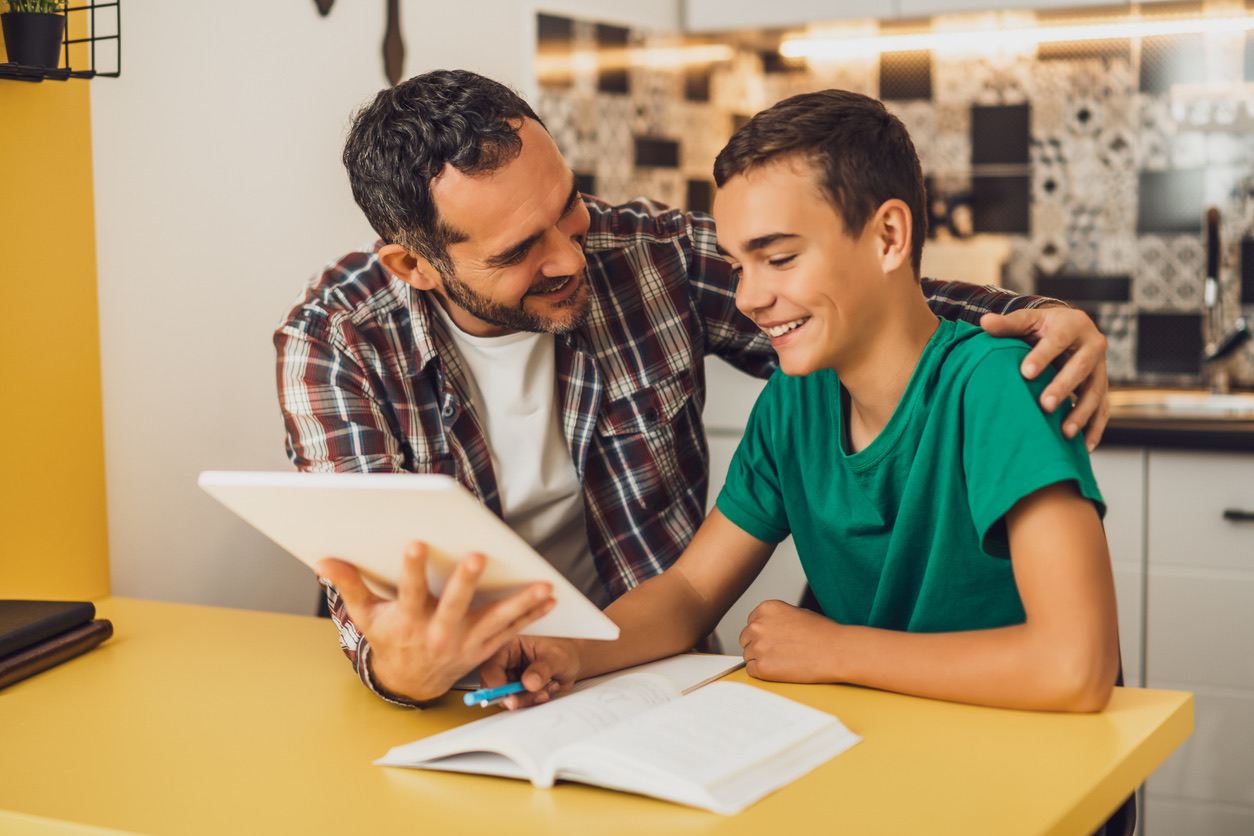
[534,6,1254,386]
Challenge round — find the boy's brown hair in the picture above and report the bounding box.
[714,89,928,275]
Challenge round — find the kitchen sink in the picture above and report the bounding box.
[1109,389,1254,420]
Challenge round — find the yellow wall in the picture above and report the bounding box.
[0,39,110,600]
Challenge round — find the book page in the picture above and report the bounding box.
[376,672,679,787]
[572,653,744,695]
[555,682,860,814]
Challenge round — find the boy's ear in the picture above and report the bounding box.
[378,243,442,292]
[873,199,913,275]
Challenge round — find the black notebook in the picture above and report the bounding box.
[0,600,96,658]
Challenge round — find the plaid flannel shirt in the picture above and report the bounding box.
[274,196,1055,705]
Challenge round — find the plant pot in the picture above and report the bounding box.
[1,12,65,69]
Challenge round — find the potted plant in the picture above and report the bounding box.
[2,0,65,69]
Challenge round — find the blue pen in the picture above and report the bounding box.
[463,681,527,708]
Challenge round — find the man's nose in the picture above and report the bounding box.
[540,226,586,277]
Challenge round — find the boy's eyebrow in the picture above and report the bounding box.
[484,177,580,268]
[742,232,799,253]
[714,233,799,260]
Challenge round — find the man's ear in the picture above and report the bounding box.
[873,199,913,275]
[378,243,442,292]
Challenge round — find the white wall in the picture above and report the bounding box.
[92,0,677,614]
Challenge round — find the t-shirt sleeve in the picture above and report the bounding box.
[715,373,791,544]
[963,347,1106,558]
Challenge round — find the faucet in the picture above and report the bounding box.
[1201,208,1252,393]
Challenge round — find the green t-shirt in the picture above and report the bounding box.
[716,318,1105,633]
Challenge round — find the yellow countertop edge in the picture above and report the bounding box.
[1046,690,1194,835]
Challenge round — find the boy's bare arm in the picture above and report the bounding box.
[741,483,1120,712]
[481,510,775,705]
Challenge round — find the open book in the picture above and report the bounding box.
[376,658,861,815]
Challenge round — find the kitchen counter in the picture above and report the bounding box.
[1103,389,1254,452]
[1103,416,1254,451]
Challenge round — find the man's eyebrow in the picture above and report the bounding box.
[484,231,543,269]
[561,179,580,215]
[484,178,581,269]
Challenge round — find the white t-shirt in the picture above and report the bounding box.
[433,303,608,608]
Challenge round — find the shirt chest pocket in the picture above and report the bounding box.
[595,371,700,508]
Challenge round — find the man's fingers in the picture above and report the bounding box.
[1019,332,1075,385]
[1034,346,1085,411]
[467,584,554,650]
[396,541,431,615]
[981,309,1066,378]
[979,310,1043,340]
[432,552,486,628]
[1077,377,1111,452]
[474,599,557,665]
[313,558,380,632]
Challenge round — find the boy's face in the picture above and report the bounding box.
[713,157,887,377]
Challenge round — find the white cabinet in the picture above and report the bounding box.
[1090,448,1147,688]
[1144,450,1254,834]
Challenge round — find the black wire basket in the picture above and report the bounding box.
[0,1,120,82]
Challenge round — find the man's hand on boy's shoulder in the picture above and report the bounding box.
[979,307,1110,452]
[739,599,848,684]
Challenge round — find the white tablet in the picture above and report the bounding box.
[198,471,619,640]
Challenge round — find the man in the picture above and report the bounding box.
[275,69,1112,706]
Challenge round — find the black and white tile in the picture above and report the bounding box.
[534,6,1254,385]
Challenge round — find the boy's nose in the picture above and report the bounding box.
[734,269,773,319]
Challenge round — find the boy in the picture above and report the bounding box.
[483,89,1120,714]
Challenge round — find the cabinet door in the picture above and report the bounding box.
[1090,448,1147,688]
[1145,450,1254,830]
[706,433,808,652]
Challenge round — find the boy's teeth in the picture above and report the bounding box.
[765,318,807,337]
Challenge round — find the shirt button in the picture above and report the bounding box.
[644,407,659,423]
[442,404,455,418]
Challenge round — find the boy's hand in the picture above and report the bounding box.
[480,636,583,709]
[739,599,843,683]
[979,308,1110,452]
[315,541,556,703]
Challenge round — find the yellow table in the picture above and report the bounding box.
[0,598,1191,835]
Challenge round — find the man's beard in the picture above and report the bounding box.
[441,270,589,335]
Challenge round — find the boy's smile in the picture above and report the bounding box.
[759,317,811,341]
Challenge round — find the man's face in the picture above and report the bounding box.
[428,118,592,336]
[713,157,885,378]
